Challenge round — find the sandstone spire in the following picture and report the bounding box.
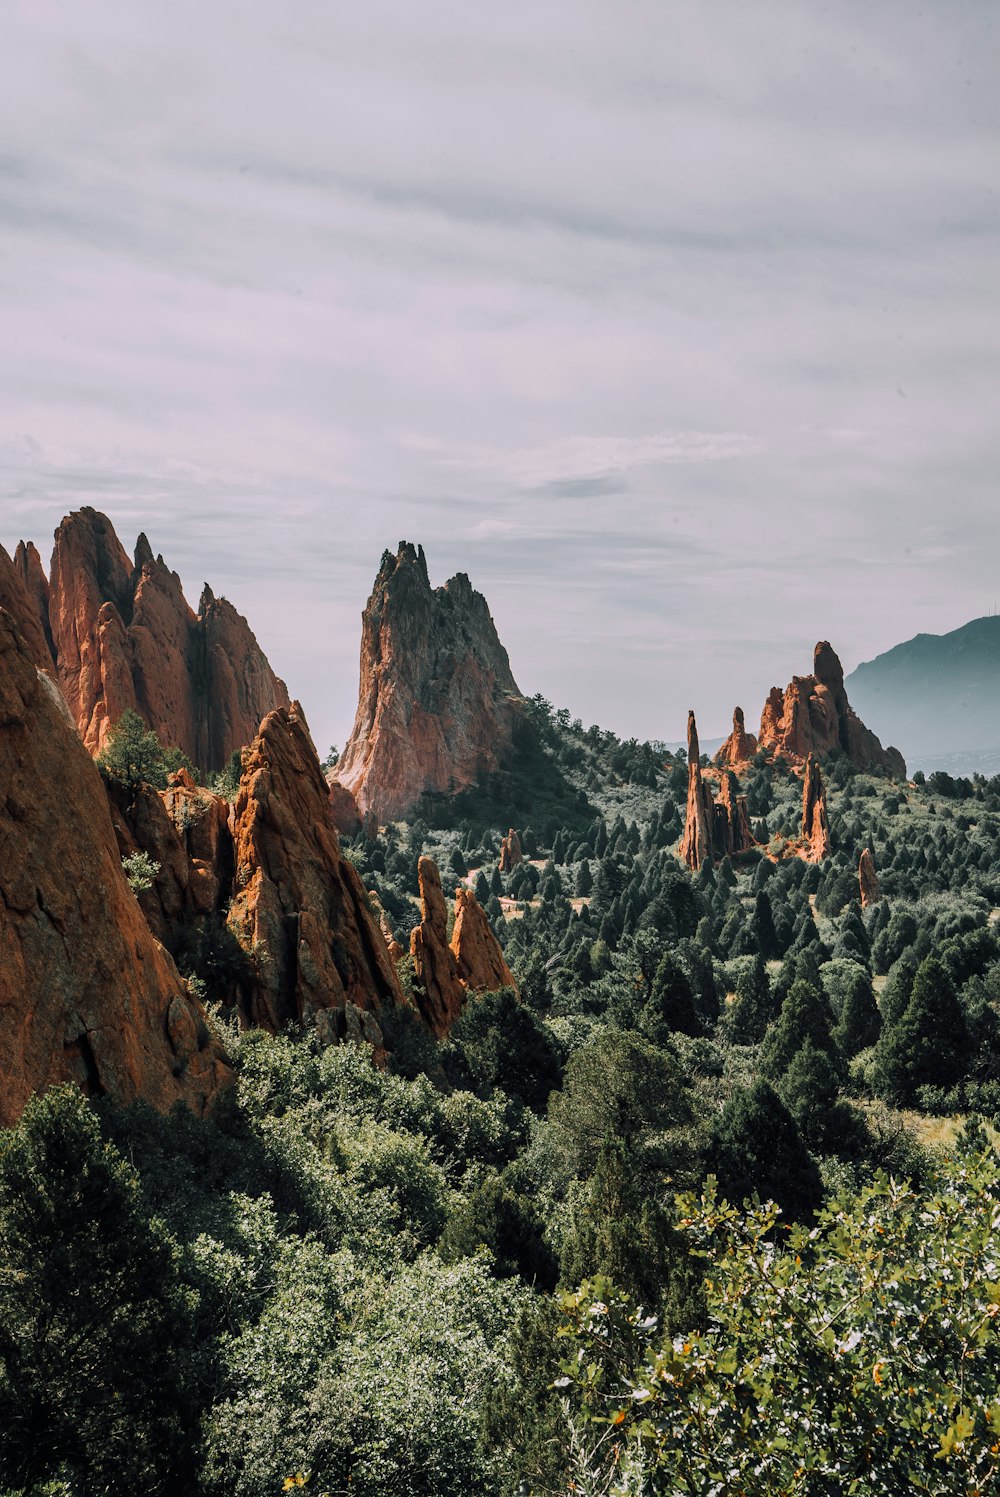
[715,706,758,770]
[758,640,905,777]
[858,847,881,907]
[801,754,831,861]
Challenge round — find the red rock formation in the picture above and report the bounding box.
[13,540,54,662]
[680,712,715,870]
[327,777,362,835]
[0,606,230,1126]
[39,507,288,769]
[858,847,880,907]
[0,544,53,673]
[715,707,758,770]
[451,887,518,994]
[105,769,234,948]
[714,770,756,858]
[801,754,831,861]
[331,542,527,823]
[758,641,905,777]
[410,855,467,1037]
[499,827,523,873]
[226,703,401,1033]
[409,856,517,1035]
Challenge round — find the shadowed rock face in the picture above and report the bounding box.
[802,754,832,862]
[331,542,526,824]
[0,543,54,673]
[0,606,231,1127]
[226,704,402,1035]
[758,641,905,778]
[499,828,523,873]
[681,712,755,869]
[33,507,289,770]
[859,847,881,907]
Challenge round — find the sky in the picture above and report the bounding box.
[2,0,998,755]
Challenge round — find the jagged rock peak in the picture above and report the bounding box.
[715,705,758,770]
[39,507,289,769]
[331,541,526,824]
[858,847,881,907]
[226,704,402,1036]
[757,639,905,778]
[681,710,756,869]
[409,855,519,1036]
[0,542,53,672]
[499,827,523,873]
[0,605,230,1126]
[801,754,831,862]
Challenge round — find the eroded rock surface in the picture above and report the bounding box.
[0,607,230,1126]
[715,707,758,771]
[226,704,401,1033]
[409,856,518,1036]
[681,713,756,869]
[499,828,523,873]
[332,542,526,823]
[758,641,905,777]
[35,508,289,768]
[801,754,832,862]
[859,847,881,907]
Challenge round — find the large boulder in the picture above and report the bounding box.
[0,607,230,1126]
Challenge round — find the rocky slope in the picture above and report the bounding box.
[16,507,289,770]
[0,606,230,1126]
[0,542,54,672]
[758,641,905,777]
[331,543,527,824]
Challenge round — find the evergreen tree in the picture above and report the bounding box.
[709,1079,822,1222]
[873,954,971,1104]
[641,952,701,1041]
[761,978,839,1081]
[730,954,773,1044]
[833,968,881,1057]
[778,1039,840,1147]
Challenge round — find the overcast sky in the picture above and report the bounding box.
[2,1,998,753]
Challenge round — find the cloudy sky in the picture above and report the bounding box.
[2,1,998,753]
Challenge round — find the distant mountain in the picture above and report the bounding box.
[847,616,1000,776]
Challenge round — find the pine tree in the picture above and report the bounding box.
[709,1079,822,1222]
[762,978,839,1081]
[833,968,881,1057]
[873,954,971,1104]
[730,954,773,1044]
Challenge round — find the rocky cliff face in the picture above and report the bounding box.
[758,641,905,777]
[681,712,755,869]
[25,508,289,769]
[408,855,519,1037]
[715,707,758,771]
[331,543,526,824]
[801,754,832,862]
[226,704,401,1035]
[0,607,230,1127]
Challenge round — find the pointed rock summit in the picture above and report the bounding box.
[408,855,518,1036]
[680,711,755,869]
[858,847,881,907]
[226,704,402,1034]
[0,606,230,1126]
[17,507,289,769]
[758,641,905,777]
[715,706,758,770]
[801,754,832,861]
[331,542,527,824]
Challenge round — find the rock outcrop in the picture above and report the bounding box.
[715,707,758,771]
[681,712,755,869]
[451,886,518,994]
[0,607,230,1127]
[499,827,523,873]
[331,543,527,823]
[758,641,905,778]
[0,544,53,673]
[26,507,289,769]
[409,856,519,1036]
[410,855,467,1037]
[225,704,401,1034]
[858,847,881,907]
[801,754,831,862]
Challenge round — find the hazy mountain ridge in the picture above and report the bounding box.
[847,615,1000,774]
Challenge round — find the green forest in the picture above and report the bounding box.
[5,701,1000,1495]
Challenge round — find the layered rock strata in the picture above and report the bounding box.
[758,641,905,777]
[331,543,527,824]
[801,754,832,862]
[16,507,288,769]
[0,607,230,1126]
